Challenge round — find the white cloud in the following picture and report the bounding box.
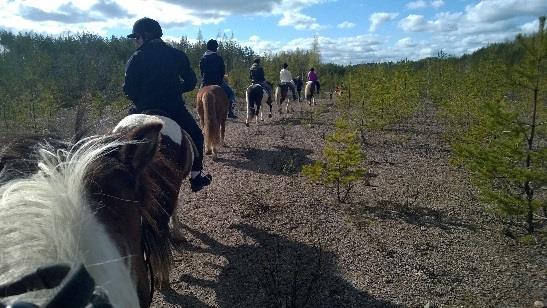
[399,14,429,32]
[337,21,356,29]
[407,0,427,10]
[431,0,444,9]
[278,11,321,30]
[407,0,444,10]
[520,19,540,34]
[465,0,547,23]
[395,37,416,48]
[369,12,399,32]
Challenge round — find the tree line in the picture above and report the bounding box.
[0,31,329,131]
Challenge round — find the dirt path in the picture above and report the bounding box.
[151,99,546,308]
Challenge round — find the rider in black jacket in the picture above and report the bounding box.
[199,39,237,118]
[249,58,272,102]
[123,17,211,192]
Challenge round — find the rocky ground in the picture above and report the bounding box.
[146,98,546,308]
[1,96,544,308]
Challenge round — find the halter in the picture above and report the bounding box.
[0,263,112,308]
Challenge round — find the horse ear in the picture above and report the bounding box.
[119,122,163,172]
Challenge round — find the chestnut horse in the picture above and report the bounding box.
[0,115,193,308]
[196,85,229,155]
[275,82,295,114]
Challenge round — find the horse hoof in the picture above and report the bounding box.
[268,114,272,118]
[245,123,249,127]
[205,150,212,155]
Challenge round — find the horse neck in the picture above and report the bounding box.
[0,138,140,307]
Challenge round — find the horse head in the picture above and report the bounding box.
[0,115,192,308]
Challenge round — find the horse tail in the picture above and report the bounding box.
[202,89,221,151]
[246,86,257,115]
[305,82,311,99]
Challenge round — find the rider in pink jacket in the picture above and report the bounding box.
[307,68,320,93]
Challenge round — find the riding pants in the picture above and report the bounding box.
[219,82,236,112]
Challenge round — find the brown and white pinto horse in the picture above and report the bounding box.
[304,81,318,106]
[0,114,193,308]
[196,85,229,155]
[275,83,296,114]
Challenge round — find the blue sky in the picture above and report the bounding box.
[0,0,545,64]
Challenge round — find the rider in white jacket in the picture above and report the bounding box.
[279,63,297,100]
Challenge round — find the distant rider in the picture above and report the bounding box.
[249,58,272,103]
[307,67,320,93]
[199,39,238,118]
[279,63,297,101]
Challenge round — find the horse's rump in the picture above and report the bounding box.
[305,81,316,98]
[197,85,229,154]
[246,84,265,114]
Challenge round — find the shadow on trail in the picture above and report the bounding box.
[157,287,213,308]
[350,200,477,232]
[174,224,402,308]
[214,146,313,176]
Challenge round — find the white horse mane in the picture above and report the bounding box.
[0,135,140,307]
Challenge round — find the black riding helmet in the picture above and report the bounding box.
[127,17,163,39]
[206,39,219,52]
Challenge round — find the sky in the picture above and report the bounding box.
[0,0,545,64]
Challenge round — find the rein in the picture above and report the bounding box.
[141,224,155,305]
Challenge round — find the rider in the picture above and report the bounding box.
[307,67,320,93]
[249,58,272,102]
[123,17,212,193]
[279,63,297,101]
[199,39,237,118]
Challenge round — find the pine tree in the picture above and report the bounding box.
[302,117,366,203]
[454,17,546,233]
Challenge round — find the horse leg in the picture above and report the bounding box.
[245,102,251,127]
[170,213,185,242]
[286,98,290,113]
[205,143,213,155]
[220,110,227,147]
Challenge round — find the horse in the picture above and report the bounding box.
[196,85,229,155]
[245,82,272,127]
[335,85,345,97]
[304,81,318,106]
[0,114,193,308]
[275,82,296,114]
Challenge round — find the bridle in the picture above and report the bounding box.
[0,228,156,308]
[0,263,113,308]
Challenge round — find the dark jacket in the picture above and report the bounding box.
[199,51,225,86]
[249,63,265,83]
[123,39,197,113]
